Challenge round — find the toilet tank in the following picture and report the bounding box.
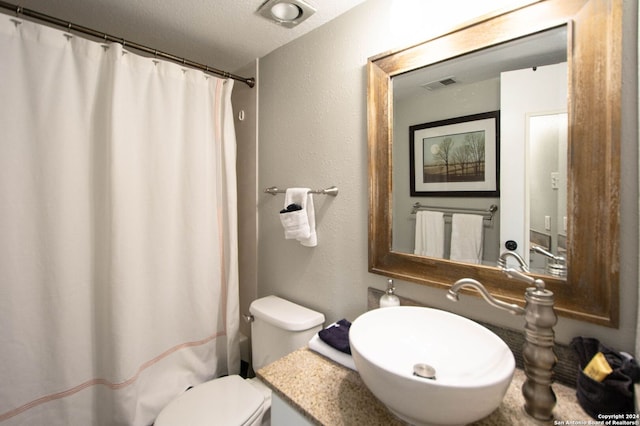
[249,296,325,371]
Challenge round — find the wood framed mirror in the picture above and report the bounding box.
[367,0,621,327]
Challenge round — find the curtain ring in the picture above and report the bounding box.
[15,6,22,16]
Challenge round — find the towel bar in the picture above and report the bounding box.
[265,186,339,196]
[411,202,497,221]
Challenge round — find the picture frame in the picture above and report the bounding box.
[409,111,500,197]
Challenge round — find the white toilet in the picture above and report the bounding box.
[154,295,325,426]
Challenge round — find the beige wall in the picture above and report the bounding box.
[255,0,638,353]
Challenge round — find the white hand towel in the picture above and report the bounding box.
[300,193,317,247]
[414,210,445,258]
[450,213,484,264]
[308,334,357,371]
[281,189,310,240]
[280,188,317,247]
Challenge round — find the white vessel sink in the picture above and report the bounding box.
[349,306,514,426]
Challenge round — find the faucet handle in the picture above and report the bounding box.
[503,268,546,290]
[531,245,567,277]
[531,245,565,264]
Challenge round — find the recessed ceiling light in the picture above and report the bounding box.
[271,3,302,21]
[257,0,317,28]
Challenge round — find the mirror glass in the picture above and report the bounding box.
[391,27,567,279]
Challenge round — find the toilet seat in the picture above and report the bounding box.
[154,375,266,426]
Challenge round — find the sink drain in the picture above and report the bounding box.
[413,363,436,380]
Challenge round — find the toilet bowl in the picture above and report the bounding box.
[154,296,324,426]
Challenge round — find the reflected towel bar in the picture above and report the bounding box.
[265,186,339,196]
[411,202,497,221]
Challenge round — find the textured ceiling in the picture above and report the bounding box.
[7,0,367,74]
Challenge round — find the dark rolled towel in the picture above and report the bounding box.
[280,203,302,214]
[571,336,640,419]
[318,319,352,355]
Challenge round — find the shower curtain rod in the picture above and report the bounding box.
[0,0,255,88]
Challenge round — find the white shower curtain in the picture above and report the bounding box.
[0,13,240,426]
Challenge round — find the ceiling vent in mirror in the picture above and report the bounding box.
[257,0,317,28]
[421,76,458,91]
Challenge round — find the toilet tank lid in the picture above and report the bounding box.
[250,296,325,331]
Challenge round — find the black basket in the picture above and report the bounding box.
[571,337,640,419]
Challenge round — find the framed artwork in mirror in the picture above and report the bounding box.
[409,111,499,197]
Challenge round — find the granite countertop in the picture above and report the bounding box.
[257,347,593,426]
